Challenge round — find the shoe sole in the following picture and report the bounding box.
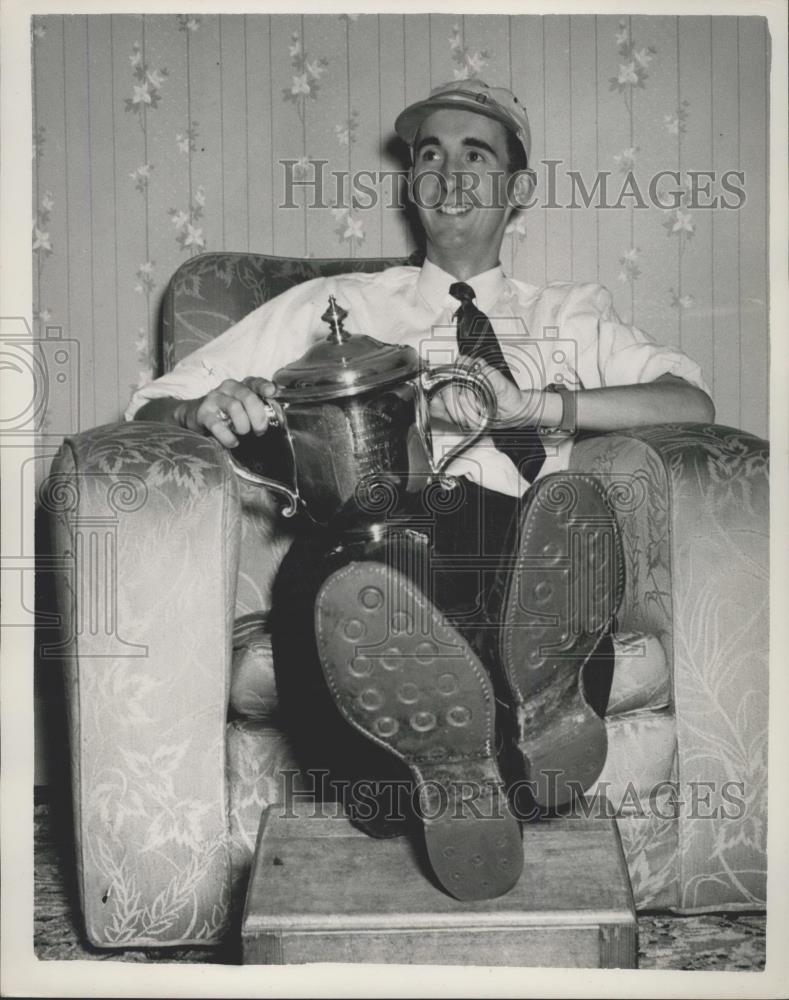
[315,561,523,902]
[498,475,624,809]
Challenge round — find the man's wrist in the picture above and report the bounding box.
[504,388,562,430]
[141,398,193,429]
[541,383,576,434]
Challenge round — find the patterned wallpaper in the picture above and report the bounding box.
[31,13,770,440]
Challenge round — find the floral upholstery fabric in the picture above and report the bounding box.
[225,720,304,904]
[617,793,681,911]
[608,632,670,715]
[48,422,241,945]
[571,426,769,912]
[230,620,278,721]
[48,253,768,946]
[590,711,677,801]
[161,251,409,370]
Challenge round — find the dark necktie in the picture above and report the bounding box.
[450,281,546,483]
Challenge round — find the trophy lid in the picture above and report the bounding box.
[272,296,421,402]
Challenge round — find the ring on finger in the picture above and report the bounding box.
[215,407,232,424]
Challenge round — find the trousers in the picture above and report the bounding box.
[269,478,615,826]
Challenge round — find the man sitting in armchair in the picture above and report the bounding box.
[127,80,714,903]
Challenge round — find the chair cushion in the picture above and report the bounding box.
[229,621,671,722]
[230,615,277,720]
[607,632,670,715]
[588,709,677,802]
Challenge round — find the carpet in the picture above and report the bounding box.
[33,804,765,970]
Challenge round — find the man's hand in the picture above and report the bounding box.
[428,360,714,434]
[174,376,277,448]
[429,358,547,431]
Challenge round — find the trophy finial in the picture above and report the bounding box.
[322,296,350,344]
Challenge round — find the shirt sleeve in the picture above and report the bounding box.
[124,275,330,420]
[593,285,711,394]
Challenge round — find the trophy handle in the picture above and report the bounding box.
[228,399,301,518]
[420,365,498,486]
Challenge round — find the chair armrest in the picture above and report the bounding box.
[46,421,241,946]
[569,424,769,911]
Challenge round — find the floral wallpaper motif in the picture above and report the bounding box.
[129,162,153,194]
[175,121,199,155]
[169,187,207,253]
[610,21,652,300]
[33,123,46,159]
[610,19,656,109]
[31,13,768,441]
[600,18,756,360]
[335,110,359,147]
[660,101,695,313]
[124,42,169,122]
[332,206,365,251]
[176,14,201,33]
[664,99,691,136]
[504,213,528,245]
[282,30,328,120]
[449,22,490,80]
[32,191,54,260]
[618,247,641,285]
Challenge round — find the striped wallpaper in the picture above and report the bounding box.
[31,13,770,441]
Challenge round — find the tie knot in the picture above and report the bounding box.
[449,281,476,304]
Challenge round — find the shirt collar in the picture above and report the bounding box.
[416,257,507,315]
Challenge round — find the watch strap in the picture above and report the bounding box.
[542,382,576,434]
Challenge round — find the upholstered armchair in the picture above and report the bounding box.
[46,252,769,949]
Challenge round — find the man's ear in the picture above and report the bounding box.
[508,168,536,210]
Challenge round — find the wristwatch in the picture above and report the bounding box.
[541,382,576,435]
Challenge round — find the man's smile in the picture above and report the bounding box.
[436,203,474,216]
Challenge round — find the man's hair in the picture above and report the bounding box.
[505,130,528,174]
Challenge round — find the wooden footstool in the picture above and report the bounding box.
[241,802,637,968]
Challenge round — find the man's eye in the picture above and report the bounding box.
[421,149,439,161]
[467,150,484,163]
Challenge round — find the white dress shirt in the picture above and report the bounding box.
[126,258,709,497]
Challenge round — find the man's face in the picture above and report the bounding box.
[410,108,520,264]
